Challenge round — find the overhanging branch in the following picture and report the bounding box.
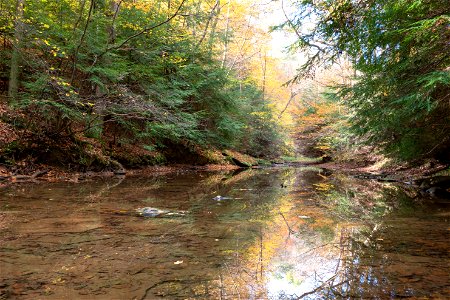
[95,0,186,62]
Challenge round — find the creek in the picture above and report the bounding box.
[0,167,449,299]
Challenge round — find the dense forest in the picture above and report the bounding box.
[0,0,449,174]
[0,0,291,172]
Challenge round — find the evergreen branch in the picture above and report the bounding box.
[95,0,186,62]
[280,0,325,53]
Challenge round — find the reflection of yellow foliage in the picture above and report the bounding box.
[316,143,331,150]
[313,182,334,191]
[52,277,65,284]
[243,194,297,274]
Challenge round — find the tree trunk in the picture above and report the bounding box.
[207,0,220,58]
[194,0,220,51]
[261,52,267,101]
[8,0,24,104]
[108,0,121,44]
[220,0,231,68]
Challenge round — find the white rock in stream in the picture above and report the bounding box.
[135,207,168,217]
[135,207,188,217]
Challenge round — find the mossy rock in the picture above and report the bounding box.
[110,144,166,167]
[222,150,258,167]
[256,158,272,166]
[196,148,229,165]
[434,168,450,177]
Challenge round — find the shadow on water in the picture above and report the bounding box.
[0,168,448,299]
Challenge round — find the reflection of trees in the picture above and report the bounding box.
[304,175,428,298]
[4,168,437,299]
[317,174,422,223]
[305,225,388,299]
[196,171,439,299]
[250,171,421,299]
[201,170,296,299]
[134,170,444,299]
[268,226,378,300]
[302,227,358,299]
[288,174,386,299]
[131,168,295,299]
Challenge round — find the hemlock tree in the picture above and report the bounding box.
[285,0,450,161]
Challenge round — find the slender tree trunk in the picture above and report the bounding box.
[190,0,201,39]
[261,52,267,101]
[108,0,121,44]
[71,0,94,84]
[207,0,220,58]
[194,0,220,50]
[220,0,231,68]
[72,0,87,34]
[8,0,24,104]
[89,0,121,139]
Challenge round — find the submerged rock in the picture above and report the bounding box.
[135,207,188,217]
[114,169,126,176]
[212,195,234,201]
[135,207,168,217]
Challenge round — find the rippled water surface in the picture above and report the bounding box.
[0,168,449,299]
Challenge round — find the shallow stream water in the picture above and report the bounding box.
[0,167,449,299]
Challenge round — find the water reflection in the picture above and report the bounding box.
[0,168,448,299]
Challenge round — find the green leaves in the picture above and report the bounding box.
[288,0,450,160]
[1,0,286,163]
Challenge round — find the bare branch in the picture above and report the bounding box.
[281,0,324,53]
[278,89,299,119]
[194,0,220,50]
